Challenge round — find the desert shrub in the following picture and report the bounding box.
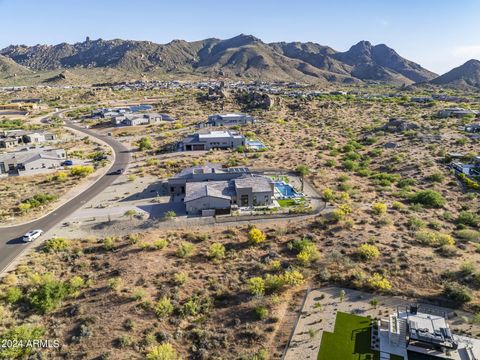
[367,273,392,292]
[255,306,269,320]
[371,172,400,186]
[264,274,285,293]
[174,272,188,285]
[357,244,380,260]
[270,260,281,271]
[26,274,71,313]
[175,242,195,258]
[0,325,44,359]
[392,201,406,211]
[457,211,479,227]
[208,242,225,260]
[322,188,335,201]
[44,237,70,252]
[70,165,94,177]
[288,238,319,265]
[180,295,211,318]
[426,172,445,183]
[3,286,23,304]
[138,136,153,151]
[372,202,387,215]
[108,277,123,291]
[152,239,168,250]
[407,217,426,231]
[248,277,265,297]
[18,193,58,213]
[163,211,177,220]
[103,236,116,250]
[127,233,139,244]
[248,227,266,245]
[415,231,455,247]
[443,284,472,303]
[331,204,352,222]
[456,229,480,242]
[409,190,446,208]
[282,269,305,286]
[146,343,180,360]
[154,297,174,318]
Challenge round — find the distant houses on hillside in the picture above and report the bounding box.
[205,113,256,127]
[91,105,174,126]
[0,130,57,149]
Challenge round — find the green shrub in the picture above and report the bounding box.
[372,202,387,215]
[255,306,269,320]
[248,277,265,296]
[415,230,455,247]
[44,237,70,252]
[208,242,225,260]
[456,229,480,242]
[175,242,195,258]
[70,165,94,177]
[154,297,174,318]
[367,273,392,292]
[409,190,446,208]
[146,343,180,360]
[357,243,380,260]
[103,236,116,250]
[0,325,44,359]
[457,211,479,227]
[3,286,23,304]
[163,210,177,220]
[26,274,70,313]
[288,238,319,265]
[443,284,472,303]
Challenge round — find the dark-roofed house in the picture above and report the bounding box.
[0,148,66,176]
[184,181,234,215]
[233,175,274,207]
[167,165,274,215]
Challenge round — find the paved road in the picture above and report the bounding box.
[0,122,130,274]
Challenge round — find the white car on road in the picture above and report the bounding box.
[22,229,43,242]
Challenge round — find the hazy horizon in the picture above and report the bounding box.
[1,0,479,75]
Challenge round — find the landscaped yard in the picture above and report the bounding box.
[277,198,305,207]
[318,312,379,360]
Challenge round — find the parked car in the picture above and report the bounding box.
[22,229,43,242]
[61,159,73,166]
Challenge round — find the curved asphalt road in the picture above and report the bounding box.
[0,121,130,274]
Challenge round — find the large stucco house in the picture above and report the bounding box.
[167,165,274,215]
[178,130,245,151]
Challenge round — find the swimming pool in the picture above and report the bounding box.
[274,182,299,198]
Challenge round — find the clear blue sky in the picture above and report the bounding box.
[1,0,479,74]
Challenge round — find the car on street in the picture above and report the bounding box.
[61,159,73,166]
[108,168,124,175]
[22,229,44,242]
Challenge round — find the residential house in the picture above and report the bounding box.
[206,113,256,126]
[167,165,274,215]
[0,148,66,176]
[178,131,245,151]
[0,130,56,148]
[375,305,480,359]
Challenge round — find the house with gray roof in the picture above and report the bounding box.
[167,165,274,215]
[178,130,245,151]
[206,113,255,127]
[0,148,66,176]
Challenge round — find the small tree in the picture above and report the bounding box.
[138,136,152,151]
[124,209,137,220]
[296,165,310,191]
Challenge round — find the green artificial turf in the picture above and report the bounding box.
[318,312,380,360]
[277,198,305,207]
